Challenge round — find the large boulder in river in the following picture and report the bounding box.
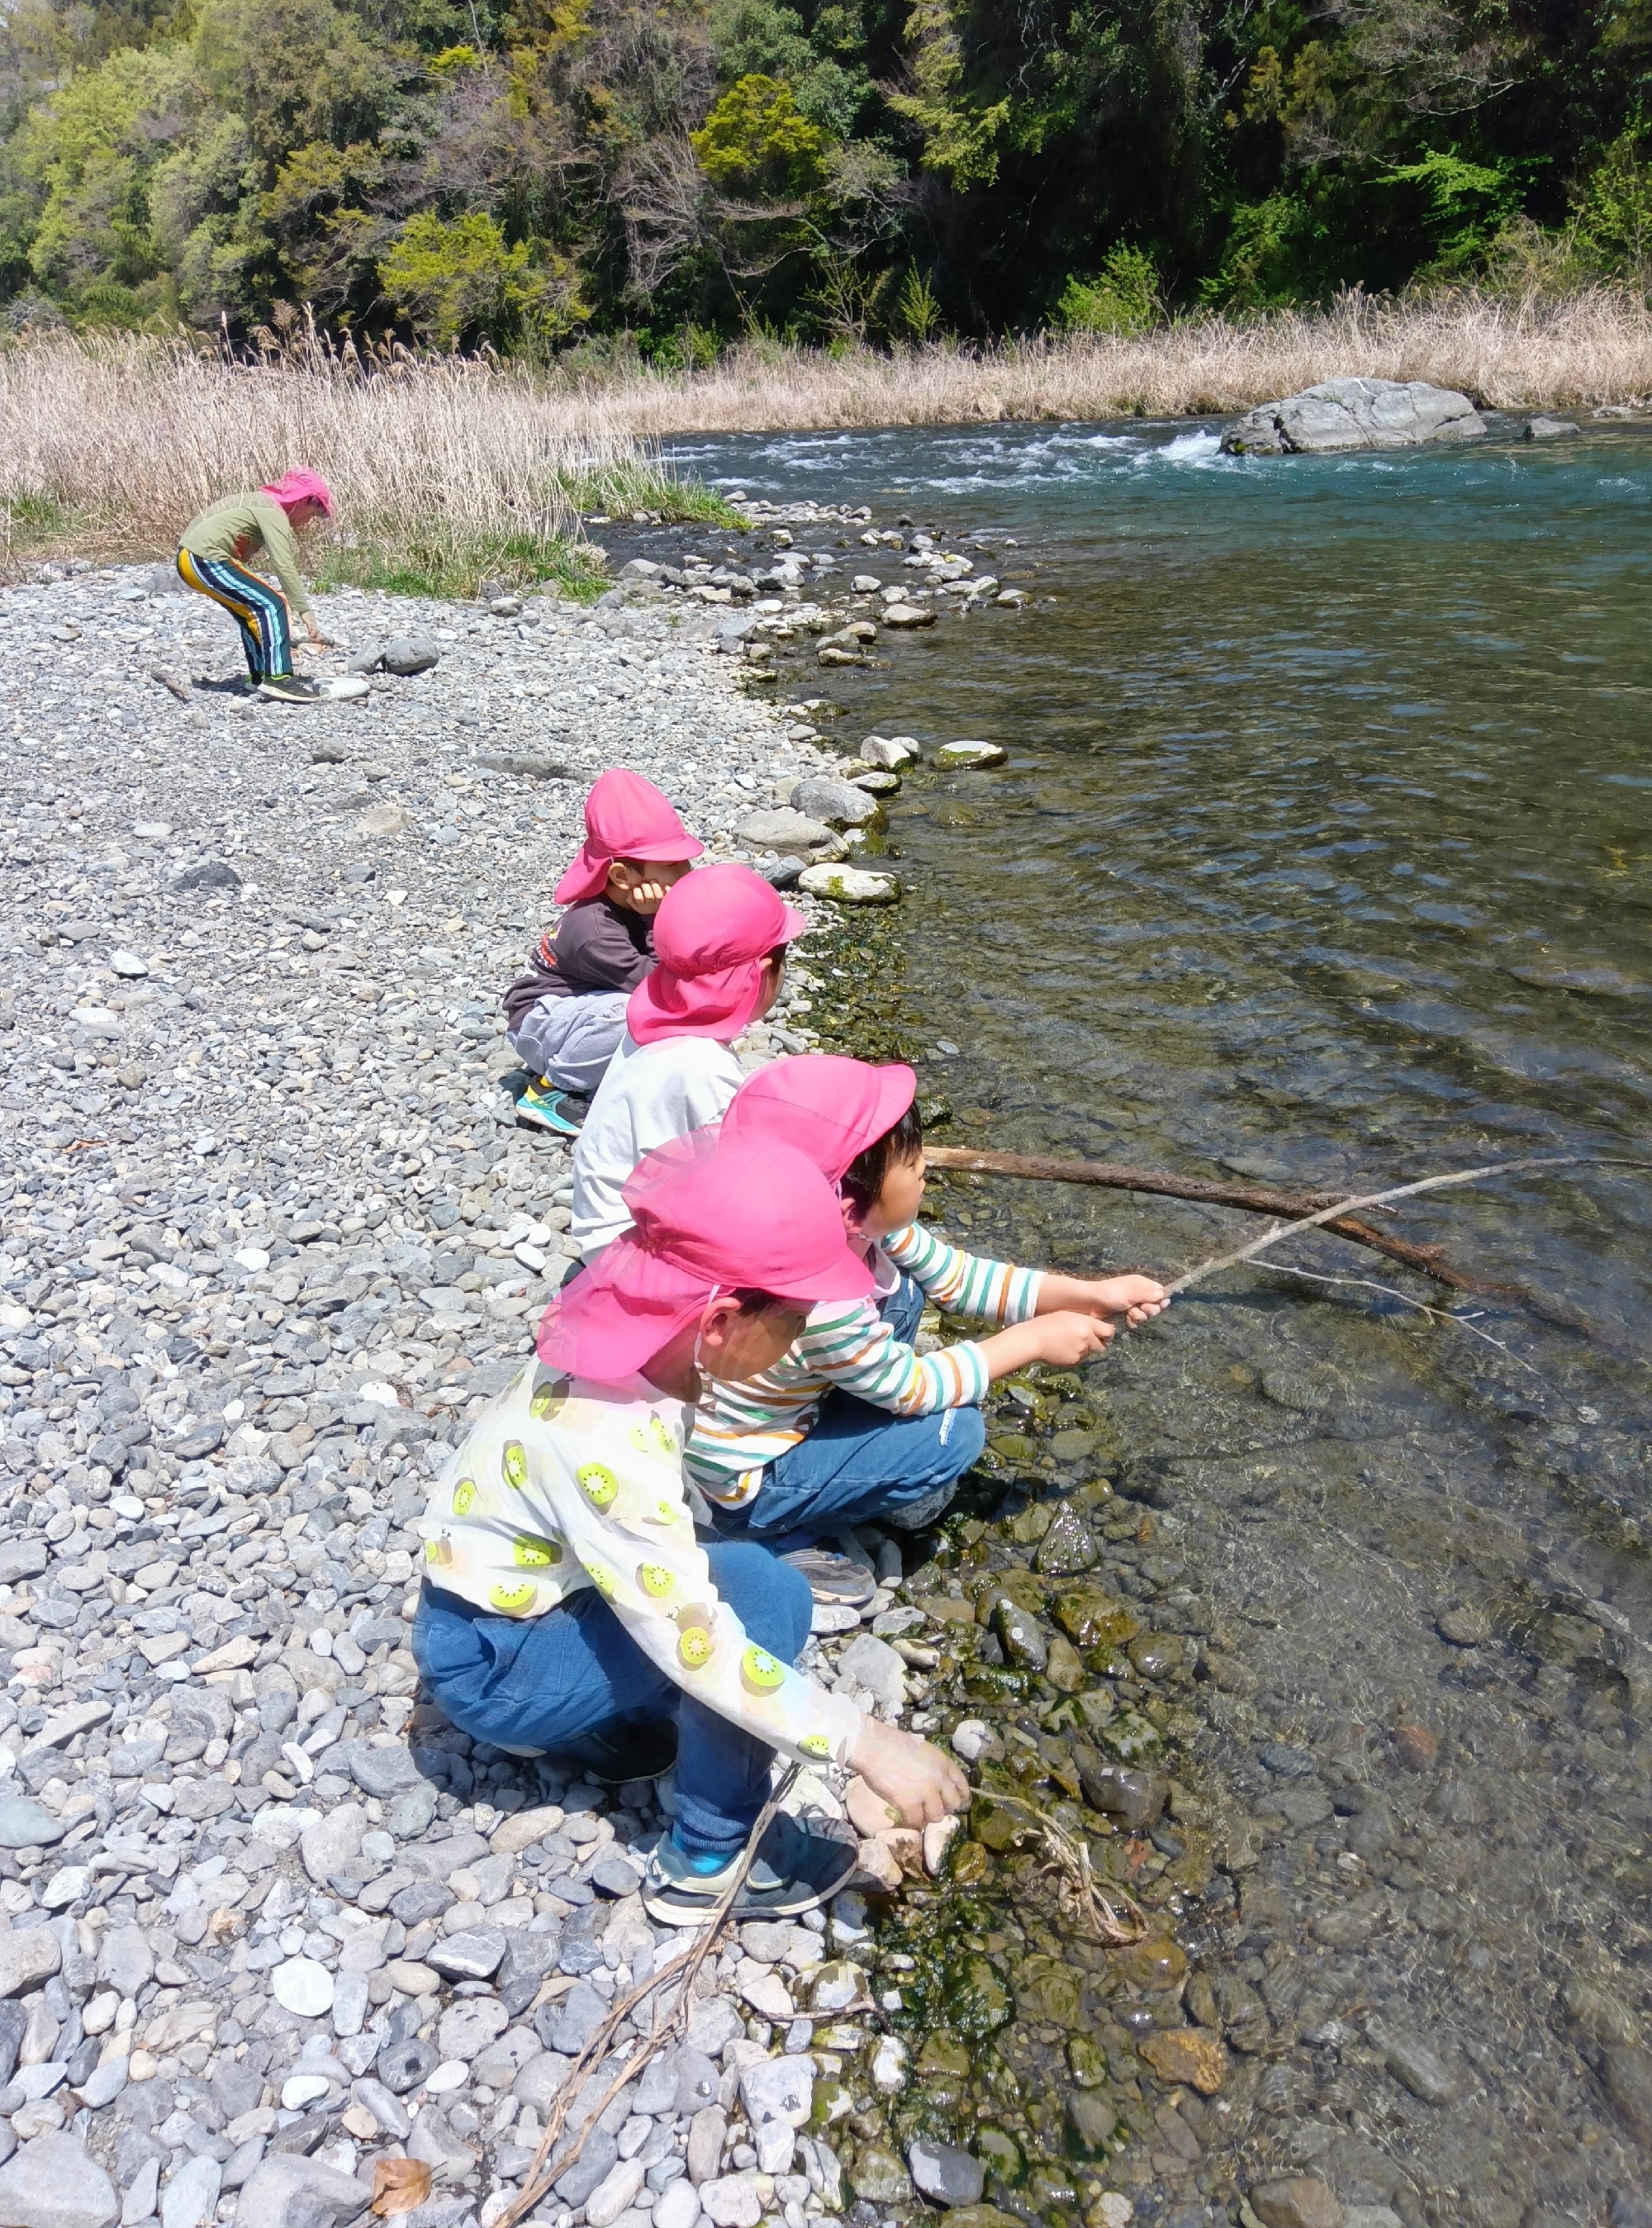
[1221,377,1485,455]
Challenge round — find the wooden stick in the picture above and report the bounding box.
[500,1768,801,2228]
[924,1145,1494,1294]
[1163,1154,1642,1309]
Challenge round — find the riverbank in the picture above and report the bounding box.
[8,292,1652,593]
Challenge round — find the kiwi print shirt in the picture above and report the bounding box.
[415,1361,865,1767]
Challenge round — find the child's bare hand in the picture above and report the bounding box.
[1078,1274,1169,1326]
[1030,1310,1116,1366]
[624,879,671,914]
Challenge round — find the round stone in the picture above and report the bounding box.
[425,2060,469,2093]
[281,2073,332,2109]
[271,1958,335,2017]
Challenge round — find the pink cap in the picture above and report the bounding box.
[261,469,335,517]
[721,1055,917,1183]
[536,1134,876,1381]
[553,770,704,905]
[627,863,806,1046]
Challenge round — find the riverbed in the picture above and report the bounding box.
[670,419,1652,2225]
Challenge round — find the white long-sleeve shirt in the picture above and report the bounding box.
[418,1363,864,1765]
[568,1031,743,1260]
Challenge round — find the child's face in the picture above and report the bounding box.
[607,857,692,915]
[751,948,788,1020]
[696,1298,809,1382]
[858,1148,928,1240]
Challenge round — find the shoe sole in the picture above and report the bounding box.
[643,1841,859,1927]
[515,1102,584,1137]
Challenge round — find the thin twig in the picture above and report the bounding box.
[1256,1258,1553,1379]
[501,1768,801,2228]
[1165,1154,1650,1319]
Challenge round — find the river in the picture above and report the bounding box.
[662,419,1652,2228]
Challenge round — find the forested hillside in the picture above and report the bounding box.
[2,0,1650,353]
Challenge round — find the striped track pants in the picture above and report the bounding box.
[174,548,293,681]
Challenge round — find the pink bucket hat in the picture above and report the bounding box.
[627,863,805,1047]
[261,469,335,517]
[553,770,704,905]
[536,1134,876,1381]
[721,1055,917,1183]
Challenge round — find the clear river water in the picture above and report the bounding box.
[661,420,1652,2228]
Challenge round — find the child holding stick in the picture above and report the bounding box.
[695,1054,1168,1602]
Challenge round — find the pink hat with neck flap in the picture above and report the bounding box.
[626,862,805,1046]
[536,1133,875,1381]
[553,769,703,906]
[720,1054,917,1182]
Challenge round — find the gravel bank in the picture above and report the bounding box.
[0,559,940,2228]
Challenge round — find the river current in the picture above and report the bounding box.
[662,420,1652,2226]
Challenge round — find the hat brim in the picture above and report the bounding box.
[624,834,705,863]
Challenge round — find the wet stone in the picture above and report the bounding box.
[907,2140,984,2207]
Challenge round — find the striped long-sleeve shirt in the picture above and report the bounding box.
[686,1221,1042,1507]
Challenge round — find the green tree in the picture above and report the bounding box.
[380,207,588,344]
[691,72,831,196]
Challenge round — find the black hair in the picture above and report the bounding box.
[729,1287,797,1315]
[841,1103,924,1219]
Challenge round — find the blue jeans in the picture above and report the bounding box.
[724,1276,987,1542]
[412,1542,811,1860]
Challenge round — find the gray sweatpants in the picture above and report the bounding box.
[508,990,630,1095]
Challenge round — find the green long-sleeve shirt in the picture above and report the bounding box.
[179,492,313,617]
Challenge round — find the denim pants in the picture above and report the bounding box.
[723,1276,987,1543]
[412,1542,811,1860]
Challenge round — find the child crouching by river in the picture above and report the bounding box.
[413,1129,967,1923]
[504,769,703,1137]
[695,1055,1168,1606]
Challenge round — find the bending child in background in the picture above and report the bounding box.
[176,469,335,705]
[691,1054,1168,1606]
[567,862,805,1261]
[505,769,703,1138]
[414,1132,968,1925]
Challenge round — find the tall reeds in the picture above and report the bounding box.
[3,289,1648,579]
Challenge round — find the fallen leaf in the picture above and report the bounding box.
[372,2159,433,2216]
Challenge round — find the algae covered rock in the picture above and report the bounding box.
[1011,1953,1083,2027]
[1051,1585,1142,1651]
[798,863,900,905]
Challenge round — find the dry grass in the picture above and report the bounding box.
[0,332,732,591]
[557,287,1652,432]
[3,289,1649,582]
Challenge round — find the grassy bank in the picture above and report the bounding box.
[0,335,738,592]
[550,287,1652,433]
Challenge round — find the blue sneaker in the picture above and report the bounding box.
[643,1812,859,1926]
[516,1077,586,1136]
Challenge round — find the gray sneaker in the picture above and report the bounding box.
[643,1813,859,1926]
[780,1546,877,1608]
[258,672,324,704]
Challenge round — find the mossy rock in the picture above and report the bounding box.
[1012,1952,1084,2027]
[1045,1634,1087,1693]
[1066,2032,1109,2088]
[1005,1494,1053,1537]
[973,2125,1026,2185]
[1096,1707,1162,1763]
[849,2143,913,2204]
[971,1793,1041,1852]
[1108,1935,1188,1991]
[917,2029,974,2078]
[942,2210,1027,2228]
[941,1952,1014,2038]
[1051,1586,1142,1651]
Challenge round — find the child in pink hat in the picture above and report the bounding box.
[567,862,807,1259]
[413,1133,969,1924]
[696,1054,1169,1603]
[504,770,704,1135]
[176,471,335,705]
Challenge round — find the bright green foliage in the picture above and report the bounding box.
[381,211,589,346]
[1576,129,1652,273]
[1058,246,1161,335]
[691,74,831,197]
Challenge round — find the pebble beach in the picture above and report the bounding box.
[0,525,953,2228]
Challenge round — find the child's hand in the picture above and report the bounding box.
[1029,1310,1117,1366]
[1076,1274,1170,1327]
[615,878,672,914]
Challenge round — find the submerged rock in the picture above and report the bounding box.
[1221,378,1485,455]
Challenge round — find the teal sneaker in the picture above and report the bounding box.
[643,1812,859,1926]
[515,1078,586,1136]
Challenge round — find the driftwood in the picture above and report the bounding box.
[925,1145,1496,1295]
